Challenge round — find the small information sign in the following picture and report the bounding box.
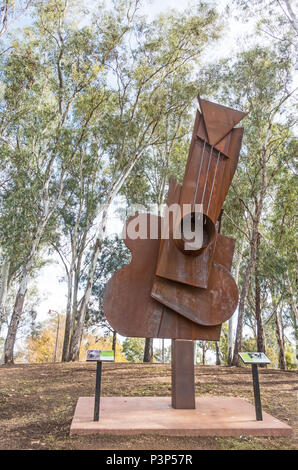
[239,352,270,365]
[86,350,114,421]
[86,349,115,362]
[239,352,270,421]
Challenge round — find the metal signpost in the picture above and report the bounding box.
[239,352,270,421]
[86,350,115,421]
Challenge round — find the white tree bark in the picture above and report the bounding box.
[3,164,65,363]
[67,139,160,361]
[228,237,244,365]
[0,257,10,335]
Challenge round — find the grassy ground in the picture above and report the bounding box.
[0,362,296,450]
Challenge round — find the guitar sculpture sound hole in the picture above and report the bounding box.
[175,212,215,256]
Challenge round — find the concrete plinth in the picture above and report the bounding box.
[70,396,292,437]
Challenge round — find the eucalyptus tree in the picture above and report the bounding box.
[0,0,33,40]
[1,0,139,363]
[203,44,296,366]
[67,3,221,360]
[263,155,297,367]
[123,74,199,209]
[234,0,298,44]
[0,255,10,334]
[223,132,296,369]
[52,147,108,361]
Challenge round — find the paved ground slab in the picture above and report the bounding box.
[70,396,292,437]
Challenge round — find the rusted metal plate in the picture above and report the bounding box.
[179,128,241,225]
[151,262,238,326]
[104,214,163,339]
[172,340,195,409]
[196,109,232,157]
[155,174,215,287]
[151,232,238,327]
[198,95,247,147]
[155,236,214,288]
[104,213,221,340]
[158,311,221,341]
[196,113,245,216]
[213,234,236,271]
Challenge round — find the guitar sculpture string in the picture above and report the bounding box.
[206,150,221,216]
[192,139,206,212]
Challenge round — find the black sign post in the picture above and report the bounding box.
[239,352,270,422]
[94,360,102,422]
[86,349,115,422]
[251,364,262,421]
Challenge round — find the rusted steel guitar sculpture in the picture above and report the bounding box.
[104,95,247,343]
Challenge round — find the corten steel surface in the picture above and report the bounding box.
[104,95,247,340]
[152,262,238,326]
[172,340,195,409]
[104,213,222,340]
[198,96,247,147]
[152,233,237,325]
[70,397,292,437]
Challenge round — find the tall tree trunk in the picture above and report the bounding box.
[4,275,27,364]
[228,237,244,365]
[53,314,60,363]
[280,311,285,350]
[66,233,86,361]
[4,219,48,363]
[112,330,117,354]
[255,232,266,361]
[69,247,101,361]
[195,341,199,364]
[232,123,270,366]
[143,338,153,362]
[215,341,221,365]
[274,310,286,370]
[286,275,297,363]
[293,313,298,365]
[68,205,110,361]
[61,262,73,362]
[227,318,233,366]
[3,162,65,364]
[0,258,10,336]
[232,226,259,366]
[202,343,206,366]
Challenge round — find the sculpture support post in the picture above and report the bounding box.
[171,339,195,409]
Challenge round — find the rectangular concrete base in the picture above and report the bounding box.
[70,397,292,437]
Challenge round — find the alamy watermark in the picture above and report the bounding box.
[101,202,207,251]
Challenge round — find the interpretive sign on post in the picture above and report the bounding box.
[86,350,115,421]
[239,352,270,365]
[86,349,114,362]
[239,352,270,421]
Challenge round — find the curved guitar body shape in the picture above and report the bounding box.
[104,214,236,340]
[103,95,247,340]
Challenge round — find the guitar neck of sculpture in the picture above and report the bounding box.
[178,98,246,224]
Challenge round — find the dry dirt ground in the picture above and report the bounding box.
[0,362,297,450]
